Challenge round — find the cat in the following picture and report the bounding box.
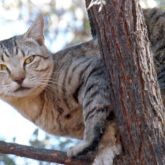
[0,15,120,165]
[0,7,164,165]
[144,8,165,99]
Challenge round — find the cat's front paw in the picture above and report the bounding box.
[67,141,90,157]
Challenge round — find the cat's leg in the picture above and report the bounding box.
[67,63,112,157]
[67,107,109,157]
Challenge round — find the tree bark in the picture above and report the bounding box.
[86,0,165,165]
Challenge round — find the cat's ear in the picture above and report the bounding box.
[24,15,44,45]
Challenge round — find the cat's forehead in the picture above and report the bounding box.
[0,37,17,54]
[0,38,23,63]
[0,36,42,59]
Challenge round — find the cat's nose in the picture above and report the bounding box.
[13,76,25,85]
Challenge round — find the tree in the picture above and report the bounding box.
[0,0,164,165]
[85,0,165,164]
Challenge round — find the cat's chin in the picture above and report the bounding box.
[13,87,33,97]
[14,87,31,93]
[12,86,44,98]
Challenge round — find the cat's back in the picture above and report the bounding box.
[142,8,165,103]
[52,38,100,61]
[143,8,165,45]
[51,38,103,103]
[143,8,165,72]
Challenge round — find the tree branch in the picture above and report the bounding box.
[0,141,91,165]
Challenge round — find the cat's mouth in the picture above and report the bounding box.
[14,86,31,92]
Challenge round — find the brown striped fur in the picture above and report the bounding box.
[0,15,120,164]
[144,8,165,93]
[0,8,164,165]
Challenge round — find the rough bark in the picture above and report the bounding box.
[86,0,165,165]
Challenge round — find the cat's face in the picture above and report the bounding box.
[0,16,53,98]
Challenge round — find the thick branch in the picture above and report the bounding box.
[0,141,90,165]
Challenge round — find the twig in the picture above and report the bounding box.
[0,141,91,165]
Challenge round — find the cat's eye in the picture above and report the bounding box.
[24,56,35,65]
[0,64,8,71]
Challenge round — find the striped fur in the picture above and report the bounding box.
[1,8,164,164]
[0,15,116,161]
[144,8,165,92]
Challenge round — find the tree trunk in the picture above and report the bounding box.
[85,0,165,165]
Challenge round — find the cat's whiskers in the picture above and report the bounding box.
[29,77,73,96]
[30,77,67,90]
[1,84,12,88]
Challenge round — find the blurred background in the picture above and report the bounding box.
[0,0,164,164]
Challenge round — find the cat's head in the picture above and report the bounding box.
[0,15,53,99]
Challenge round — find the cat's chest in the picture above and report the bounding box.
[53,103,84,138]
[35,93,84,138]
[8,96,43,122]
[7,95,84,138]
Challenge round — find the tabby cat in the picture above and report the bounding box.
[0,15,120,165]
[144,8,165,97]
[0,7,164,165]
